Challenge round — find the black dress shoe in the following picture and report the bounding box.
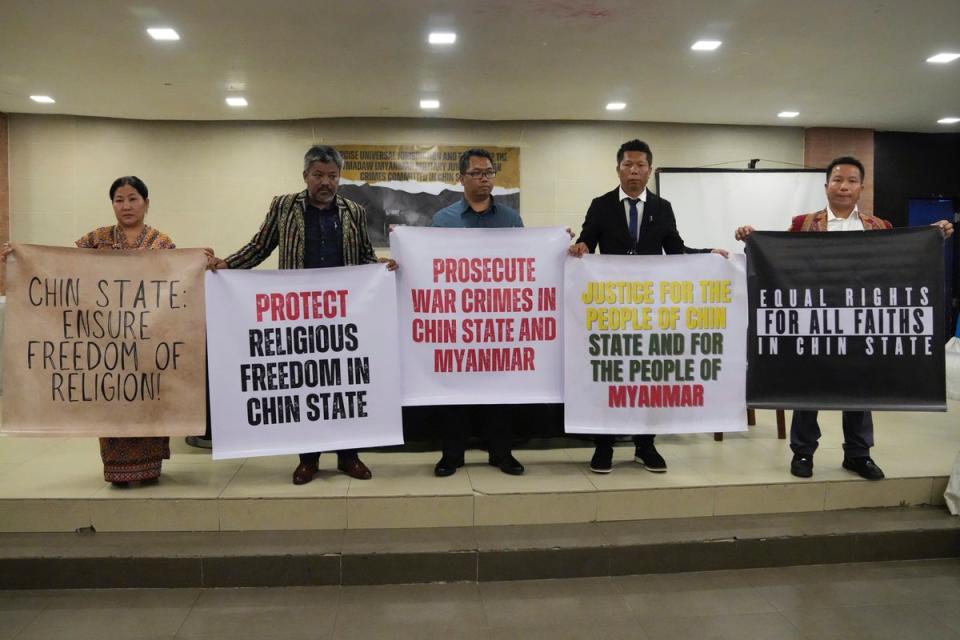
[842,456,885,480]
[590,447,613,474]
[790,454,813,478]
[488,452,524,476]
[634,445,667,472]
[434,455,465,477]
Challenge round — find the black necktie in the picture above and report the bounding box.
[627,198,639,247]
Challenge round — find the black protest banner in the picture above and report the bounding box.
[746,227,945,410]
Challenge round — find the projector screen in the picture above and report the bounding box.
[655,169,826,252]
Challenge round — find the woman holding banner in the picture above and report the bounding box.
[1,175,183,486]
[73,176,176,487]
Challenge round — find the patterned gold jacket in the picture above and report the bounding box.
[226,191,378,269]
[789,209,892,232]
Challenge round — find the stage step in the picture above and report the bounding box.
[1,507,957,589]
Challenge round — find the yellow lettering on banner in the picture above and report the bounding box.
[699,280,732,303]
[685,306,727,330]
[580,281,655,305]
[656,307,681,330]
[659,281,694,303]
[585,307,652,331]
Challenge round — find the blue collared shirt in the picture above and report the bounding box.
[431,196,523,229]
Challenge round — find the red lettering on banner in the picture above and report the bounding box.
[412,318,457,343]
[460,287,534,313]
[518,317,556,341]
[461,318,514,343]
[433,347,535,372]
[254,290,348,322]
[411,288,456,313]
[608,384,704,407]
[432,257,537,283]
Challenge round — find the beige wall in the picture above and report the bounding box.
[8,115,804,264]
[804,127,875,214]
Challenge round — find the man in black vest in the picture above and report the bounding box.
[569,139,727,474]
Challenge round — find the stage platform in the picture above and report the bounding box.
[0,402,957,533]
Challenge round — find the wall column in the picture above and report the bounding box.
[0,112,8,295]
[804,127,874,214]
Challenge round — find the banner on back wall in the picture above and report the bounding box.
[336,145,521,247]
[1,244,207,436]
[564,254,748,435]
[391,226,568,405]
[746,228,946,410]
[205,264,403,460]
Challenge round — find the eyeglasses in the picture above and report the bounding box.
[463,170,496,179]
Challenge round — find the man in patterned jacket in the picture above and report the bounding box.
[210,144,397,485]
[736,155,952,481]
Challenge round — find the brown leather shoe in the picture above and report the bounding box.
[337,456,372,480]
[292,461,319,485]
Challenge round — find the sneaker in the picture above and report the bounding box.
[634,445,667,472]
[590,447,613,474]
[842,456,885,481]
[790,454,813,478]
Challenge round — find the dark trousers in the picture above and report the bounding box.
[594,434,656,452]
[203,360,212,440]
[299,449,358,465]
[790,410,874,458]
[438,405,513,459]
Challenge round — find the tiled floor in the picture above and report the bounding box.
[0,401,957,530]
[1,559,959,639]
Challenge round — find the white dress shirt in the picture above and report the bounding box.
[619,187,647,242]
[826,205,864,232]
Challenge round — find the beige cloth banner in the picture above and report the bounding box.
[2,244,207,436]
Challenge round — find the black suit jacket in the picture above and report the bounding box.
[576,187,709,256]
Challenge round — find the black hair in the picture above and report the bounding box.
[825,156,865,182]
[458,148,495,175]
[109,176,148,200]
[303,145,344,171]
[617,139,653,165]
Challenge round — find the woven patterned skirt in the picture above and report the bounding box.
[99,437,170,482]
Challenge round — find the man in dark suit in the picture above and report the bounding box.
[570,139,728,474]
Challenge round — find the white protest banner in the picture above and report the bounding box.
[205,264,403,460]
[564,254,747,434]
[2,244,207,436]
[391,227,568,405]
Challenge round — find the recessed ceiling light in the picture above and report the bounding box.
[30,95,55,104]
[777,111,800,118]
[420,99,440,109]
[225,97,248,107]
[147,27,180,41]
[938,117,960,124]
[926,52,960,64]
[428,32,456,45]
[606,102,626,111]
[691,40,722,51]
